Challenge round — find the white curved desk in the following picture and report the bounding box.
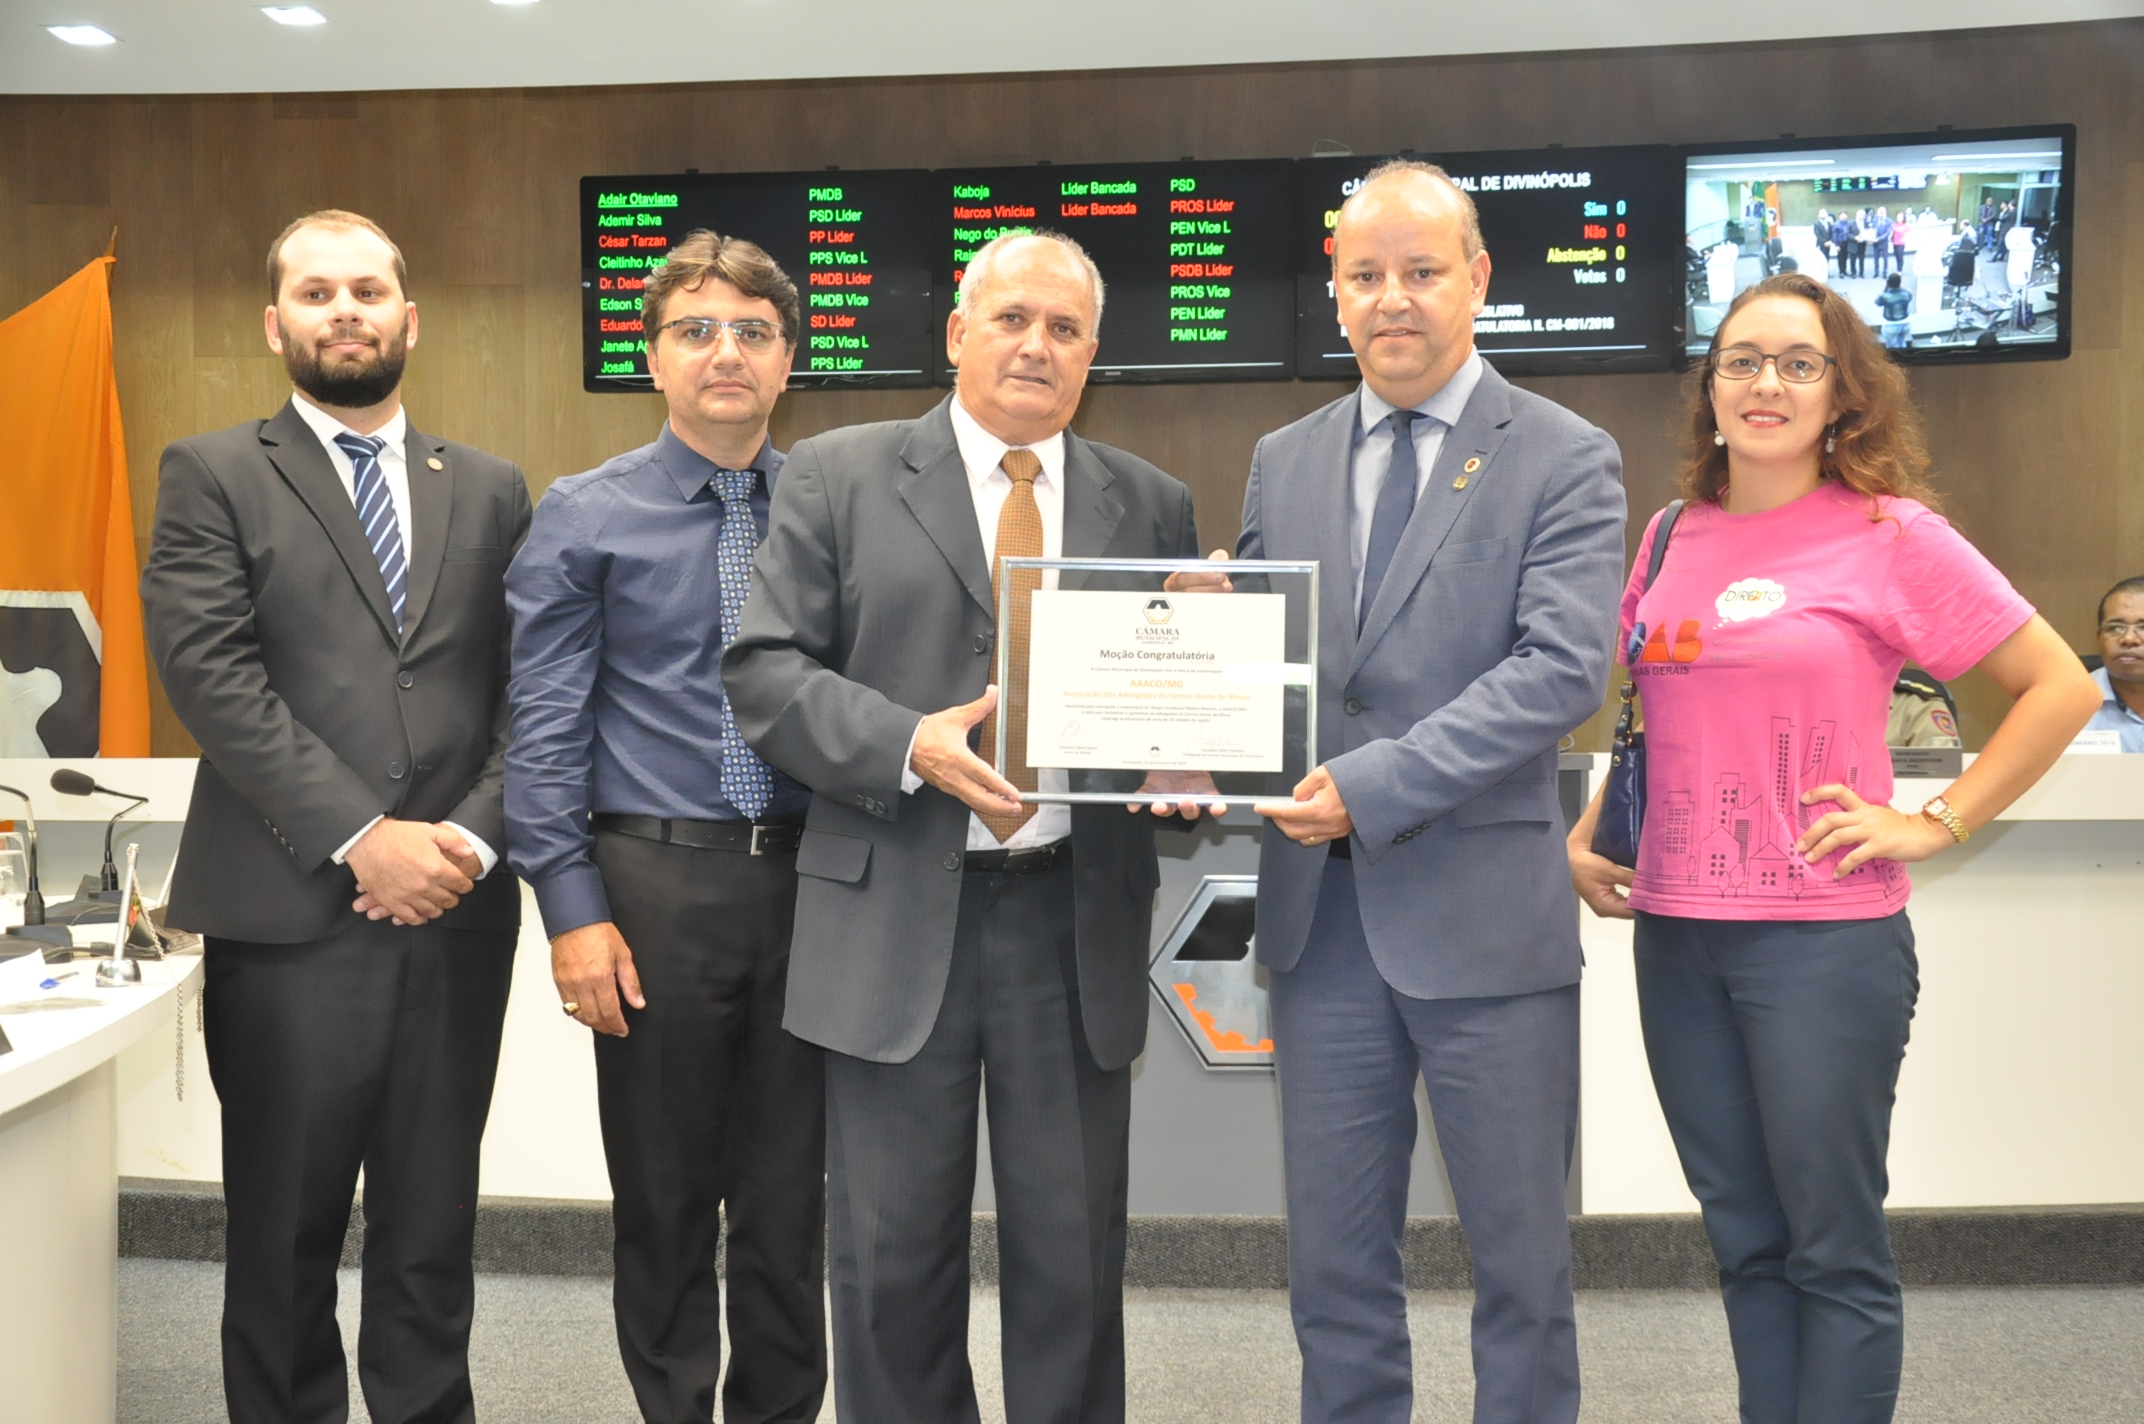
[0,756,203,1424]
[0,956,201,1424]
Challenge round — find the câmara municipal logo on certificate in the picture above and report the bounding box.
[1136,598,1180,642]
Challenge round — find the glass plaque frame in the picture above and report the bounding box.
[992,557,1318,807]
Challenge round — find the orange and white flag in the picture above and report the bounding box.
[0,254,151,756]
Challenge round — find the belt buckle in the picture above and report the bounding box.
[749,823,771,856]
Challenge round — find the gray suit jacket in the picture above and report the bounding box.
[142,400,530,944]
[722,397,1200,1069]
[1241,363,1625,998]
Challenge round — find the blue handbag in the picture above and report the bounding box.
[1590,500,1684,869]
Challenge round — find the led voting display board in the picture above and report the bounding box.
[1295,147,1680,378]
[931,160,1297,384]
[580,171,936,391]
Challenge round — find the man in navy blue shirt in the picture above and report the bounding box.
[505,232,822,1424]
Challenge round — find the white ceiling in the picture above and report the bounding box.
[6,0,2141,96]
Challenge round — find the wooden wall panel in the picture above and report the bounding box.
[0,18,2136,754]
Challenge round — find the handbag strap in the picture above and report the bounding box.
[1623,499,1686,667]
[1612,499,1687,742]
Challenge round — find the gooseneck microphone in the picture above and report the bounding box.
[0,784,43,924]
[49,769,150,893]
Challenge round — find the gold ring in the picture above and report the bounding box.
[560,1001,580,1016]
[1306,835,1321,846]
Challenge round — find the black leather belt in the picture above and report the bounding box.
[963,839,1074,875]
[593,813,803,855]
[1328,837,1352,859]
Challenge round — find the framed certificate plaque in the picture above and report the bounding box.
[992,558,1318,806]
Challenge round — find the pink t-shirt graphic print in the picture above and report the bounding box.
[1618,484,2031,921]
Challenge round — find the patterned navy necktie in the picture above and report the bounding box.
[1359,408,1421,632]
[712,468,775,821]
[332,431,408,633]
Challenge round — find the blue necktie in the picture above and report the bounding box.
[712,469,776,821]
[333,432,407,633]
[1359,409,1421,632]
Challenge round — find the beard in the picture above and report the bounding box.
[280,317,409,409]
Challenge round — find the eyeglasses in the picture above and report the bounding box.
[655,317,783,353]
[1711,344,1837,384]
[2102,622,2144,639]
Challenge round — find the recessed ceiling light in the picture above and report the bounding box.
[47,23,119,44]
[261,5,328,24]
[491,0,542,6]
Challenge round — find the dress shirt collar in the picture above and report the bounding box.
[289,392,407,459]
[2093,667,2144,724]
[1357,350,1486,440]
[949,394,1065,494]
[653,421,774,503]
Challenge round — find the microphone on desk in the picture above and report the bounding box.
[0,783,44,925]
[49,769,150,893]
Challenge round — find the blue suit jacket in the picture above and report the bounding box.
[1239,362,1626,999]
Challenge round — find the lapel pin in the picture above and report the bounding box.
[1464,457,1482,473]
[426,456,443,471]
[1452,475,1470,490]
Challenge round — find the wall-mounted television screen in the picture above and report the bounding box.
[1295,145,1682,379]
[1681,125,2073,364]
[930,159,1298,384]
[579,170,937,392]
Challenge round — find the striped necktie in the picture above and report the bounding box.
[332,431,408,633]
[712,468,776,822]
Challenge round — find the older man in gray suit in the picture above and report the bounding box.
[723,230,1202,1424]
[1233,162,1626,1423]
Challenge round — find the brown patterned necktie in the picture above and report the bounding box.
[976,447,1043,842]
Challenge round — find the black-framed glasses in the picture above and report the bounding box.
[655,317,782,353]
[1710,344,1837,384]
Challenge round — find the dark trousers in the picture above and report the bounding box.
[824,860,1130,1424]
[1633,911,1919,1424]
[591,830,827,1424]
[205,913,516,1424]
[1270,857,1580,1424]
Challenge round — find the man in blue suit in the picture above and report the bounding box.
[1237,161,1626,1423]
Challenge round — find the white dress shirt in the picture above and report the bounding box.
[290,394,498,878]
[1350,351,1485,618]
[898,398,1071,849]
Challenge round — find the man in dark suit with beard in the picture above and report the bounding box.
[142,210,528,1424]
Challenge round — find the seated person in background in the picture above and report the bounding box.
[1888,667,1962,747]
[1876,273,1914,350]
[2085,576,2144,751]
[1946,224,1980,291]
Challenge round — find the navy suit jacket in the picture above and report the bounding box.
[1240,362,1625,999]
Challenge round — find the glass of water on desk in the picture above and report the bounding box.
[0,836,27,930]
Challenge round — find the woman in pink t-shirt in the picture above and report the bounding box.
[1567,272,2098,1424]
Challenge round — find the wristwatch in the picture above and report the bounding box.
[1919,795,1969,844]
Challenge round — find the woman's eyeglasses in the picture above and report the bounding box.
[1710,345,1837,384]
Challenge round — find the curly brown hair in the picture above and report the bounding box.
[1681,272,1942,515]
